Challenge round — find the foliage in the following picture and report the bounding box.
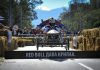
[0,0,9,25]
[0,0,43,28]
[60,3,100,33]
[84,9,100,28]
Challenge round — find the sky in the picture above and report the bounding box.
[35,0,90,11]
[32,0,70,27]
[35,0,70,11]
[32,0,90,27]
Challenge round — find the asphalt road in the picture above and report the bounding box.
[0,46,100,70]
[0,59,100,70]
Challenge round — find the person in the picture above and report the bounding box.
[23,27,28,34]
[17,28,23,35]
[12,25,19,36]
[7,29,12,48]
[0,23,4,29]
[4,26,12,48]
[73,33,78,49]
[31,29,37,35]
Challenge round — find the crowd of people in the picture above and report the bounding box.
[0,17,65,36]
[0,17,79,49]
[0,23,43,36]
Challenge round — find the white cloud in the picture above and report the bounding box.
[35,6,51,11]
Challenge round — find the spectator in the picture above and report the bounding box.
[17,28,23,35]
[73,34,78,49]
[23,27,28,34]
[12,25,19,36]
[4,26,12,48]
[0,23,4,29]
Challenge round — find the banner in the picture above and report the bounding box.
[5,51,100,59]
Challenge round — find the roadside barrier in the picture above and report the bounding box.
[77,28,100,51]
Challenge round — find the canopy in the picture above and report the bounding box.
[47,29,59,34]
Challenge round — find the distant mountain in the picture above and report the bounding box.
[32,8,64,27]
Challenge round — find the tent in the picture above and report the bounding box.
[47,29,59,34]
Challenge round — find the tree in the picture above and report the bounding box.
[60,3,100,33]
[84,9,100,28]
[0,0,43,28]
[0,0,9,25]
[60,9,86,32]
[14,0,43,28]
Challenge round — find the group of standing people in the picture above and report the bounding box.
[12,25,43,36]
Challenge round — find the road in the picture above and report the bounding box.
[0,59,100,70]
[0,46,100,70]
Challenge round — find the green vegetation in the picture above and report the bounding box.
[0,0,43,28]
[60,3,100,32]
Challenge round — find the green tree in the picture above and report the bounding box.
[84,9,100,28]
[14,0,43,28]
[60,3,100,33]
[0,0,9,25]
[0,0,43,28]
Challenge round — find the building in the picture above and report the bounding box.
[70,0,90,4]
[70,0,91,12]
[90,0,100,9]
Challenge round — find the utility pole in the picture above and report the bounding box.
[20,6,23,29]
[8,0,13,27]
[15,0,22,29]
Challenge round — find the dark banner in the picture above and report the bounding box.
[5,51,100,59]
